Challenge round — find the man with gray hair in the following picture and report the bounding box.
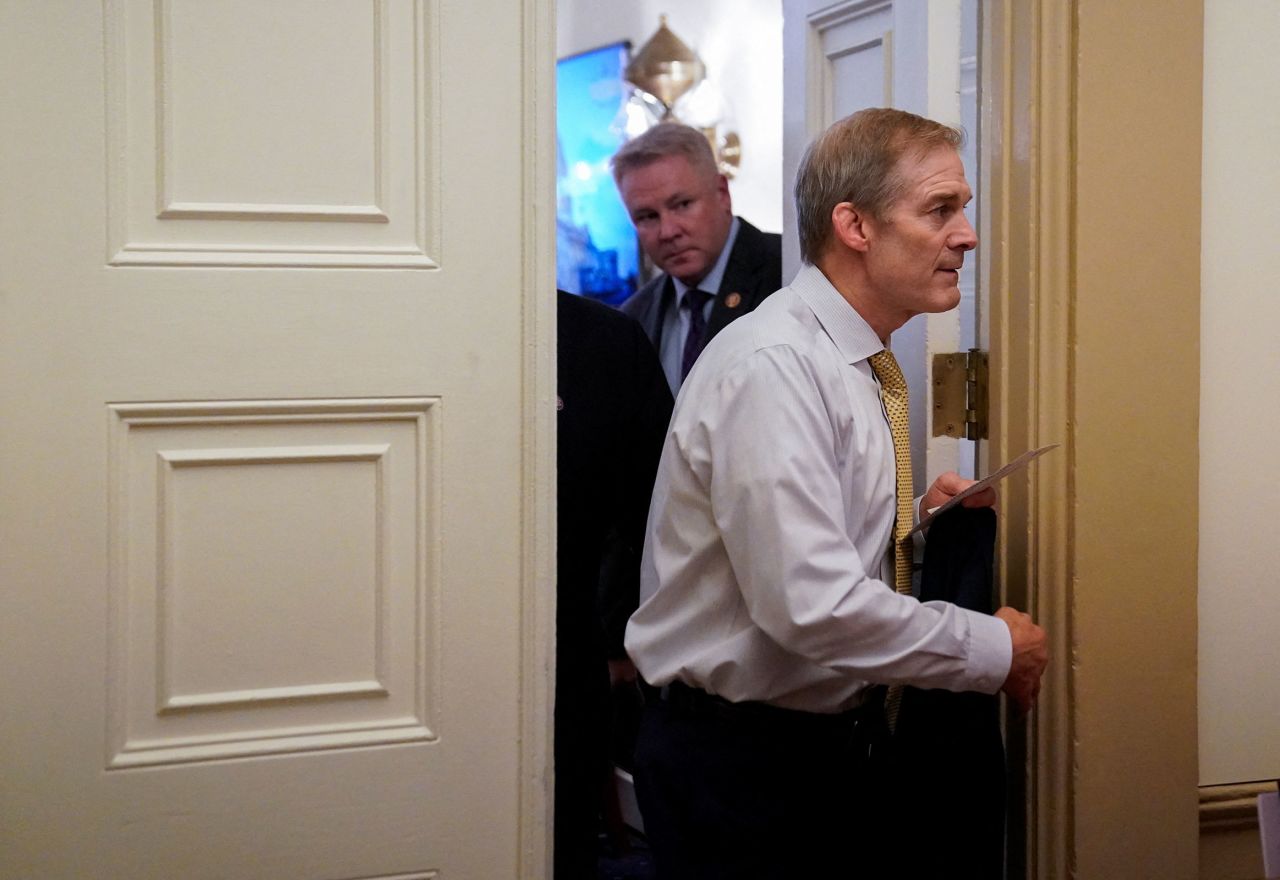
[612,122,781,394]
[624,108,1049,876]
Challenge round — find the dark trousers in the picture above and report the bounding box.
[553,665,610,879]
[632,683,886,879]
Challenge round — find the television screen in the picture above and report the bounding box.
[556,41,640,307]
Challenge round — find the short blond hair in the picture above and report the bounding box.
[611,122,719,186]
[795,108,963,263]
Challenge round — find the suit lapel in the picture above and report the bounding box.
[650,276,675,350]
[705,221,766,339]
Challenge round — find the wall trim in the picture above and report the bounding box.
[981,2,1075,876]
[518,0,556,875]
[1201,782,1273,833]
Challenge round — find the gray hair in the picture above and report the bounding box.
[795,108,963,263]
[611,122,719,186]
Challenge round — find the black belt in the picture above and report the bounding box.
[656,680,872,730]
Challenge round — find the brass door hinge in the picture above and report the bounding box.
[931,349,989,440]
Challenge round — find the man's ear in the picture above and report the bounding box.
[831,202,872,253]
[714,173,732,212]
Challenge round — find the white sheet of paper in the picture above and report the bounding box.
[908,443,1060,535]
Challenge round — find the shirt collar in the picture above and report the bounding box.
[790,262,885,364]
[672,216,740,305]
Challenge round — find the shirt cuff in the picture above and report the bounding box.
[964,610,1013,695]
[910,494,927,557]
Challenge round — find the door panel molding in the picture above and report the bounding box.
[808,1,893,129]
[105,399,439,769]
[105,0,441,268]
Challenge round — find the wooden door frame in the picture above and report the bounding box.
[520,0,556,875]
[982,1,1203,876]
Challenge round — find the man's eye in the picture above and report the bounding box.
[675,199,693,211]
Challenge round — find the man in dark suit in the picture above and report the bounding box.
[555,290,672,879]
[612,123,782,394]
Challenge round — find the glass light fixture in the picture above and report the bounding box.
[620,16,742,178]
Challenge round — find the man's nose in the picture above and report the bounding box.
[657,212,681,241]
[952,213,978,251]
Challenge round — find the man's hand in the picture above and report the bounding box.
[994,607,1048,715]
[919,470,996,523]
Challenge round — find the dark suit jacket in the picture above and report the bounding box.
[870,506,1006,878]
[620,218,782,359]
[555,290,673,878]
[557,292,673,666]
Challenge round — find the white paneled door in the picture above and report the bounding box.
[1,2,553,877]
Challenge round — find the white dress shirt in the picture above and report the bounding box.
[625,262,1012,713]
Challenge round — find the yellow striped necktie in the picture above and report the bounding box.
[867,349,913,731]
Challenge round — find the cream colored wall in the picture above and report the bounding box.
[1197,4,1278,877]
[1073,2,1203,875]
[557,0,783,233]
[1199,0,1280,788]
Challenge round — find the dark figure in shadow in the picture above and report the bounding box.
[556,291,672,878]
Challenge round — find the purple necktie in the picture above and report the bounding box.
[680,289,712,381]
